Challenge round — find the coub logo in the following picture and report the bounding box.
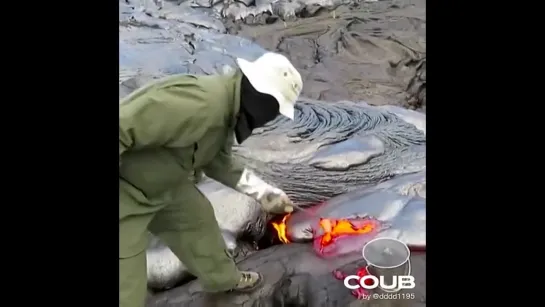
[344,237,415,292]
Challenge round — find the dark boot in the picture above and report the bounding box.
[230,271,263,292]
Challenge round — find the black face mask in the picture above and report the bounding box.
[235,75,280,144]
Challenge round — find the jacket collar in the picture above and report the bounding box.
[224,69,243,129]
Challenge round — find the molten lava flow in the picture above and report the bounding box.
[313,216,385,257]
[333,267,375,300]
[271,212,385,253]
[318,217,377,250]
[271,213,291,244]
[356,267,375,286]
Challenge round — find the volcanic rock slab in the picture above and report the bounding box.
[235,99,425,206]
[286,171,426,248]
[231,0,426,109]
[139,0,352,24]
[121,0,426,110]
[146,243,426,307]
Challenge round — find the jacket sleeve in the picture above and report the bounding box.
[119,84,213,165]
[203,131,244,189]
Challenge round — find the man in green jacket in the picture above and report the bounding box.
[119,52,303,307]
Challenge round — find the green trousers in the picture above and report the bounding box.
[119,179,240,307]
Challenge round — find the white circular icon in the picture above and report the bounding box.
[362,237,410,269]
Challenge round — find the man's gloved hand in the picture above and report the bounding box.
[260,187,294,214]
[235,169,294,214]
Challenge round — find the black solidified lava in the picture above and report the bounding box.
[146,243,426,307]
[234,99,426,206]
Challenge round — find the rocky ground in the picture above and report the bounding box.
[147,243,426,307]
[225,0,426,111]
[122,0,427,305]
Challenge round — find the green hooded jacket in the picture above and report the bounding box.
[119,70,244,202]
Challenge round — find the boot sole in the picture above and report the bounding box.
[232,272,264,293]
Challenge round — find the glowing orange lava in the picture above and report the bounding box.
[272,213,380,250]
[318,218,377,249]
[271,213,291,244]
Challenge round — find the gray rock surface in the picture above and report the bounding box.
[147,243,426,306]
[286,171,426,247]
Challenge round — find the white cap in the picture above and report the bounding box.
[236,52,303,120]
